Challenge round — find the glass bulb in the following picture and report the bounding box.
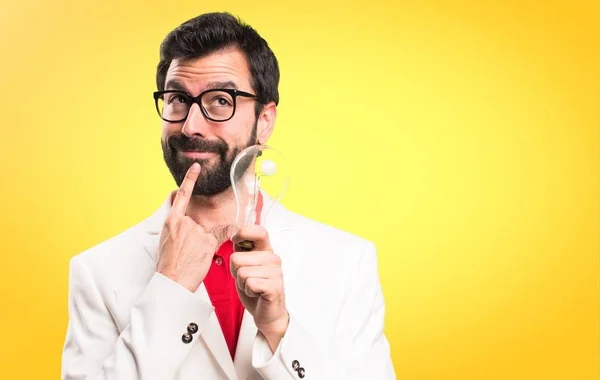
[230,144,289,250]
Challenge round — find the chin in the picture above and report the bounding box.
[177,155,213,167]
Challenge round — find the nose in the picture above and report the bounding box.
[181,103,211,138]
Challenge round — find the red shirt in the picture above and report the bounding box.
[203,193,263,360]
[203,240,245,359]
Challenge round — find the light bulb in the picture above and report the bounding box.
[230,145,289,251]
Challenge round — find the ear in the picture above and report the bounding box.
[256,101,277,144]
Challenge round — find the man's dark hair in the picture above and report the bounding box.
[156,12,280,117]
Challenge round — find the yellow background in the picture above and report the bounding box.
[0,0,598,379]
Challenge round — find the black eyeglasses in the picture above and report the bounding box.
[153,88,262,123]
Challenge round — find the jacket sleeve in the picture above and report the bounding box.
[251,242,396,380]
[61,256,215,380]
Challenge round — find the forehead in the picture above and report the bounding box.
[164,48,252,94]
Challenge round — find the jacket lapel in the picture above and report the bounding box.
[194,284,239,380]
[233,309,258,379]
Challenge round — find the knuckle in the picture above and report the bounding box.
[165,214,178,227]
[192,224,205,234]
[245,277,256,289]
[176,218,194,234]
[272,254,282,266]
[177,187,187,198]
[237,266,248,280]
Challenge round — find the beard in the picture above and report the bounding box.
[162,122,258,196]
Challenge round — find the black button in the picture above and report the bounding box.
[298,367,305,378]
[187,323,198,334]
[182,332,193,344]
[292,360,300,370]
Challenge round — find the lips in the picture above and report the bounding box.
[180,151,217,158]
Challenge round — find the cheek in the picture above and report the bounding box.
[220,130,249,152]
[162,122,182,140]
[226,108,256,139]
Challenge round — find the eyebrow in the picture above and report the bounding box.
[205,81,238,90]
[164,79,188,92]
[164,80,239,93]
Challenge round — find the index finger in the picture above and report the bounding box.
[172,162,201,215]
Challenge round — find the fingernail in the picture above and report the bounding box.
[191,163,200,171]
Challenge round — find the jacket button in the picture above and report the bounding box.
[182,332,193,344]
[187,323,198,334]
[298,367,305,378]
[292,360,300,370]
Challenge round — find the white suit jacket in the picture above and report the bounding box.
[61,194,396,380]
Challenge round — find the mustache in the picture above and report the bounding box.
[169,135,228,155]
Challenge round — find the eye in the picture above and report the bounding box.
[213,96,233,107]
[166,93,189,105]
[202,91,234,112]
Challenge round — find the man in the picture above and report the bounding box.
[61,12,396,380]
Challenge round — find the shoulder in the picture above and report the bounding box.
[71,195,170,268]
[67,201,166,290]
[291,210,373,248]
[274,205,378,267]
[70,219,148,268]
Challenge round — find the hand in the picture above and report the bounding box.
[231,225,289,351]
[157,163,218,293]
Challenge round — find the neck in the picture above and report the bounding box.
[171,187,239,244]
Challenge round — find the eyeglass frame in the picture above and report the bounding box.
[153,88,264,123]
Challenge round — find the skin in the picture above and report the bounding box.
[155,48,288,352]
